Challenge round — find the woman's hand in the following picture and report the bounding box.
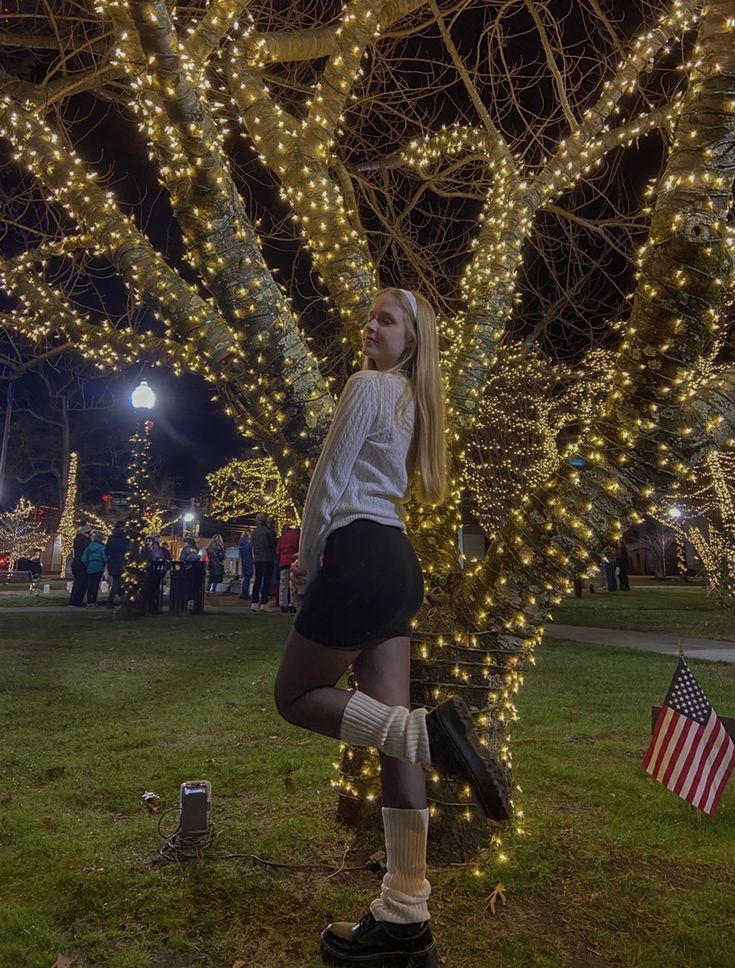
[289,559,309,598]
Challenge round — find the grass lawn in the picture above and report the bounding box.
[552,583,735,641]
[1,610,734,967]
[0,579,70,608]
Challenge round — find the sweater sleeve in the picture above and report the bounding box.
[298,372,380,582]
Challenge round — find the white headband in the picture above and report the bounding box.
[399,289,418,320]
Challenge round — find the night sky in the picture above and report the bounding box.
[143,369,242,499]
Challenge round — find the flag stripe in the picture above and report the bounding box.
[642,706,671,774]
[693,723,734,813]
[702,744,735,816]
[671,721,706,796]
[659,716,693,786]
[682,713,721,803]
[699,737,730,815]
[644,707,678,777]
[669,723,704,796]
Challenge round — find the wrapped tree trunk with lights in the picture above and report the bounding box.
[1,0,734,860]
[57,451,79,578]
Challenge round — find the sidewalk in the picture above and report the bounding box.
[3,602,733,663]
[547,624,735,664]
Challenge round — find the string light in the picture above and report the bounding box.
[0,0,732,869]
[57,452,79,577]
[0,498,48,571]
[206,455,297,530]
[656,446,735,606]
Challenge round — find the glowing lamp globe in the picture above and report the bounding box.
[131,381,156,410]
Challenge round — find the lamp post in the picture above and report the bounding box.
[123,381,156,610]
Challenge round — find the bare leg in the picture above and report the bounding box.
[274,627,362,738]
[353,637,427,811]
[275,629,427,809]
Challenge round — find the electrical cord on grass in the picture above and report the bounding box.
[157,808,380,875]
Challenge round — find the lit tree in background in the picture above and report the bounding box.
[123,418,155,606]
[0,497,48,571]
[1,0,734,856]
[657,442,735,606]
[207,455,296,528]
[467,346,614,541]
[57,450,79,577]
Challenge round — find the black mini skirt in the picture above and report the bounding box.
[293,518,424,650]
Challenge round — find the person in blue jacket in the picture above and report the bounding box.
[81,532,108,608]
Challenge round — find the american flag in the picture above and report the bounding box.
[642,659,734,816]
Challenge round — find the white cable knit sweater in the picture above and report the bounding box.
[298,370,415,583]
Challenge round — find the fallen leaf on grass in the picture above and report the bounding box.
[232,961,247,968]
[0,793,11,805]
[485,882,506,915]
[283,776,296,795]
[52,954,76,968]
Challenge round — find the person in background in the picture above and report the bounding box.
[251,512,277,611]
[141,533,165,612]
[616,538,631,591]
[180,537,202,609]
[27,549,43,580]
[268,515,280,602]
[206,533,226,593]
[161,540,173,569]
[105,521,129,608]
[602,546,618,592]
[23,549,43,594]
[82,532,107,608]
[68,523,92,607]
[239,528,253,600]
[149,533,163,562]
[276,522,300,613]
[180,537,200,566]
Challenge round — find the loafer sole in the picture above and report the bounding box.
[428,698,512,821]
[321,930,439,967]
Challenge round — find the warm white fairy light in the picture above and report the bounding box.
[0,0,732,866]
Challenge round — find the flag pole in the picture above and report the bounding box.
[677,638,685,660]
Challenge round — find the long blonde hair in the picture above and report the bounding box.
[364,288,447,504]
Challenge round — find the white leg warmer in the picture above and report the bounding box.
[370,807,431,924]
[340,691,431,767]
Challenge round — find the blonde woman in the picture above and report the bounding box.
[275,289,511,968]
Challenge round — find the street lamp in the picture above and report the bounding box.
[131,380,156,410]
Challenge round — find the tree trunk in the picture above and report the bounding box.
[339,0,735,860]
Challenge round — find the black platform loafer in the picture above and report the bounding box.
[426,695,512,821]
[321,912,438,967]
